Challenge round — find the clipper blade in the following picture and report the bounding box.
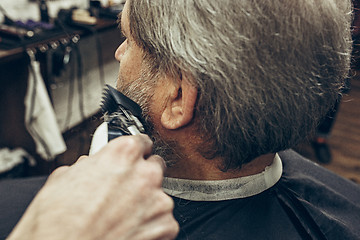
[100,84,146,137]
[100,84,142,118]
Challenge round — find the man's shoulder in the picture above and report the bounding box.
[171,151,360,239]
[277,149,360,239]
[279,149,360,195]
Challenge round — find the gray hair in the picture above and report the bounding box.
[128,0,352,170]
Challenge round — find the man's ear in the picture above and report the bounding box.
[161,75,198,130]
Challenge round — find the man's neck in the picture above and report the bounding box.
[165,152,276,180]
[153,116,275,180]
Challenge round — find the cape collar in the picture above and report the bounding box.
[162,153,283,201]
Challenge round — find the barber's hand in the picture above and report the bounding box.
[8,134,179,240]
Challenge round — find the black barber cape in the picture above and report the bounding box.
[168,150,360,240]
[0,150,359,239]
[0,176,47,239]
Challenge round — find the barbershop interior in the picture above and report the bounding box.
[0,0,359,175]
[0,0,359,239]
[0,0,360,182]
[1,0,126,176]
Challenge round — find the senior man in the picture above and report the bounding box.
[1,0,360,239]
[115,0,360,239]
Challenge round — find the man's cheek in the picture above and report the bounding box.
[117,67,130,91]
[119,66,140,87]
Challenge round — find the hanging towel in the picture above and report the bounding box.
[24,53,66,160]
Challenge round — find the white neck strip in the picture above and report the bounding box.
[162,153,283,201]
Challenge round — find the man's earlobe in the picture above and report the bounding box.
[161,77,197,130]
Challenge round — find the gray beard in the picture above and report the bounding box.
[117,72,182,167]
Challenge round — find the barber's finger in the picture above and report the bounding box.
[47,166,69,183]
[109,134,152,153]
[96,134,153,164]
[136,212,179,240]
[138,155,166,187]
[51,166,69,176]
[146,154,167,172]
[118,134,153,159]
[135,134,153,157]
[74,155,88,164]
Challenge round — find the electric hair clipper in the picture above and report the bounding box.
[89,84,146,155]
